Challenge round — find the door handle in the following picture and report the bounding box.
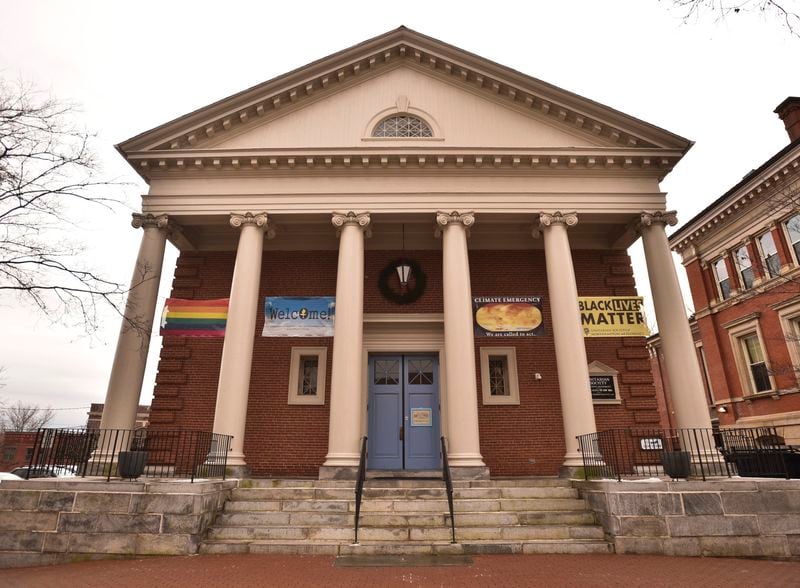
[399,425,404,441]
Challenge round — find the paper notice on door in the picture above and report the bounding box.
[410,408,432,427]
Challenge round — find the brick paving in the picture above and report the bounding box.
[1,554,799,587]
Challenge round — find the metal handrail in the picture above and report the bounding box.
[353,435,368,544]
[441,436,456,544]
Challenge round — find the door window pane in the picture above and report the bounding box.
[408,359,434,385]
[299,356,318,395]
[374,359,400,385]
[488,356,509,396]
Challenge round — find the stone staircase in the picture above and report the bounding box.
[200,477,612,556]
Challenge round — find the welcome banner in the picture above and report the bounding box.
[578,296,649,337]
[160,298,228,338]
[262,296,335,337]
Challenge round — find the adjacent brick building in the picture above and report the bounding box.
[0,432,37,471]
[663,97,800,445]
[100,28,709,478]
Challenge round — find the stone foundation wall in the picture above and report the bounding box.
[0,478,237,568]
[576,479,800,559]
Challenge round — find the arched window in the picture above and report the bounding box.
[372,114,433,138]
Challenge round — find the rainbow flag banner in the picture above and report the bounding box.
[160,298,229,338]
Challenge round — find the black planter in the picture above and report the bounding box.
[118,451,149,479]
[661,451,691,480]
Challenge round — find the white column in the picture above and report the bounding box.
[100,213,169,431]
[324,211,370,467]
[640,211,712,430]
[538,211,597,468]
[212,212,273,467]
[436,211,485,468]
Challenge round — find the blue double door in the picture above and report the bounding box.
[367,354,441,470]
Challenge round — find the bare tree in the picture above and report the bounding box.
[1,401,55,432]
[0,78,127,335]
[669,0,800,37]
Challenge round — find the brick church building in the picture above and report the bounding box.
[100,28,710,478]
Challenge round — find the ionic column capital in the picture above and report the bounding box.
[435,210,474,237]
[230,212,275,238]
[131,213,169,230]
[332,211,371,237]
[638,210,678,230]
[532,211,577,237]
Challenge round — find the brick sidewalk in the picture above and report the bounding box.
[1,554,799,587]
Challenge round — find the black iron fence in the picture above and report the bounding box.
[577,426,800,481]
[25,428,232,482]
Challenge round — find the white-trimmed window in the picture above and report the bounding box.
[713,257,731,300]
[774,298,800,376]
[480,347,520,405]
[758,231,781,279]
[735,245,755,290]
[288,347,327,405]
[726,316,774,396]
[372,115,433,138]
[587,361,621,404]
[784,214,800,265]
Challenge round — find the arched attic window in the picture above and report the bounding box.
[372,114,434,138]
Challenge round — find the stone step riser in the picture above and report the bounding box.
[230,488,577,501]
[240,479,573,489]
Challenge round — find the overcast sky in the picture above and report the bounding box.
[1,0,798,427]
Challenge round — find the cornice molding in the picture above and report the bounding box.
[129,149,680,178]
[117,29,690,172]
[671,151,800,253]
[131,213,169,230]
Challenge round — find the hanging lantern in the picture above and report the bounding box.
[396,262,412,289]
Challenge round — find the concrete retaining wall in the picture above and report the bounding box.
[0,478,237,568]
[576,479,800,559]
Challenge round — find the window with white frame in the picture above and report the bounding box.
[735,245,754,290]
[741,334,771,393]
[713,257,731,300]
[287,347,327,405]
[480,347,520,405]
[372,115,433,138]
[726,315,775,396]
[774,298,800,376]
[785,214,800,264]
[587,360,621,403]
[758,231,781,279]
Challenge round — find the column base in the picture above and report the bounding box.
[446,452,486,468]
[449,466,490,480]
[559,465,586,479]
[225,464,251,479]
[319,466,359,480]
[323,453,360,468]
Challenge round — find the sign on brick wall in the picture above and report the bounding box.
[473,296,545,337]
[262,296,335,337]
[578,296,648,337]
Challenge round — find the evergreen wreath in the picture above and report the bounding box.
[378,259,427,304]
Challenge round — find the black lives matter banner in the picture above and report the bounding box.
[578,296,649,338]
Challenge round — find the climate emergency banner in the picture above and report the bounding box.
[262,296,335,337]
[578,296,649,338]
[473,296,545,337]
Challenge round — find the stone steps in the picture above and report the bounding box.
[201,477,611,556]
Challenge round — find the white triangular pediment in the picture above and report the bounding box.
[207,66,606,151]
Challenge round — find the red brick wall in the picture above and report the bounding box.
[149,247,660,477]
[0,432,37,471]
